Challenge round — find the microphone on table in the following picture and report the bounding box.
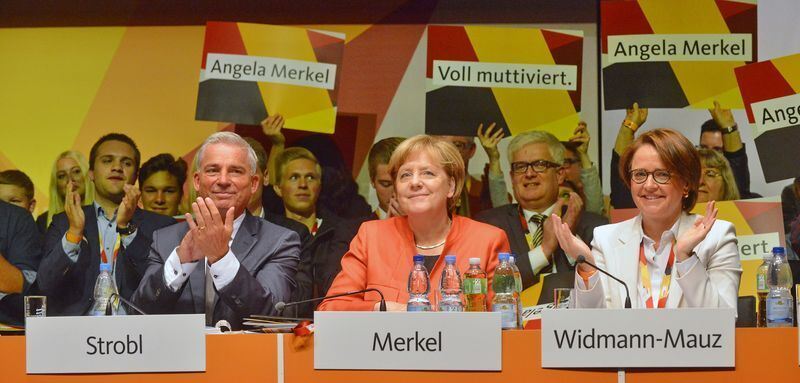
[576,255,632,309]
[105,293,148,315]
[275,288,387,317]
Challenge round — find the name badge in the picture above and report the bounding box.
[314,312,501,371]
[541,308,735,368]
[26,314,205,374]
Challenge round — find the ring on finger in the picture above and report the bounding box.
[198,226,206,231]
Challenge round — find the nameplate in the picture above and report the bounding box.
[541,308,735,368]
[314,312,501,371]
[26,314,205,374]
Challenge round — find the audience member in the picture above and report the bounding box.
[0,200,42,325]
[367,137,405,219]
[273,147,357,316]
[562,121,605,215]
[555,128,741,309]
[697,148,740,203]
[781,177,800,234]
[476,131,607,293]
[37,151,95,234]
[0,170,35,214]
[38,133,175,316]
[261,115,372,220]
[436,133,496,217]
[319,135,509,311]
[133,132,300,329]
[138,153,187,218]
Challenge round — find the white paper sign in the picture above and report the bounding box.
[314,311,501,371]
[26,314,205,374]
[541,308,735,368]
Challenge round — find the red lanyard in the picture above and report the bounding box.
[638,240,675,309]
[99,231,121,265]
[311,220,319,236]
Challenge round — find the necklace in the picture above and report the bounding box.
[414,218,451,250]
[415,240,446,250]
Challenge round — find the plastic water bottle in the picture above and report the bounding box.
[509,255,524,328]
[492,253,518,329]
[463,258,487,312]
[407,255,432,312]
[766,247,794,327]
[89,263,118,316]
[439,255,464,312]
[756,252,771,327]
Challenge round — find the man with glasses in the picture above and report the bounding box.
[476,131,607,296]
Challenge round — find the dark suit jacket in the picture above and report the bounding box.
[132,213,301,330]
[38,206,175,316]
[288,209,358,317]
[0,201,42,325]
[475,203,608,290]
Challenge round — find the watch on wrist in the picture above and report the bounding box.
[721,124,738,134]
[117,222,138,235]
[622,119,639,132]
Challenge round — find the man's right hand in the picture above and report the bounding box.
[177,212,204,264]
[261,114,286,145]
[64,180,85,239]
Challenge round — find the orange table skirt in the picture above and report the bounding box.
[1,328,798,382]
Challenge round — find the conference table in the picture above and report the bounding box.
[1,328,798,382]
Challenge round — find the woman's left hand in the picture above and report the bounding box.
[674,201,718,261]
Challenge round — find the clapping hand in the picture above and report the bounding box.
[116,184,140,229]
[182,197,235,265]
[675,200,718,261]
[64,180,85,239]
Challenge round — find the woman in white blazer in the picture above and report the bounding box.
[552,128,741,309]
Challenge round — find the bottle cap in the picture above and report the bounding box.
[469,257,481,265]
[773,247,786,254]
[445,255,456,264]
[413,255,424,263]
[100,262,112,272]
[498,253,509,262]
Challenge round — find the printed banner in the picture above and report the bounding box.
[610,197,784,299]
[425,25,583,140]
[601,0,757,110]
[196,22,344,133]
[734,53,800,182]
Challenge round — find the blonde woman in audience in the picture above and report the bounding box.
[36,151,95,233]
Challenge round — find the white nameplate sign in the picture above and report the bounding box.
[314,311,501,371]
[541,308,735,368]
[26,314,205,374]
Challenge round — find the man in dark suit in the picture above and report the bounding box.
[0,200,42,325]
[133,132,300,329]
[39,134,175,316]
[476,131,607,297]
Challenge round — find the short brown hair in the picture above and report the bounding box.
[274,147,322,184]
[619,128,701,212]
[0,169,34,199]
[368,137,405,180]
[388,134,465,213]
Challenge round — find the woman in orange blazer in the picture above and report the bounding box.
[318,135,510,311]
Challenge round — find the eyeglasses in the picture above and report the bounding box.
[702,169,721,178]
[511,160,561,174]
[563,158,580,166]
[630,169,671,184]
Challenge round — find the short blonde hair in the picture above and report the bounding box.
[388,134,465,213]
[275,147,322,184]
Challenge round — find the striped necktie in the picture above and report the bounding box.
[529,214,547,249]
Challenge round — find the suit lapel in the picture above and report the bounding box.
[614,217,642,308]
[231,214,258,263]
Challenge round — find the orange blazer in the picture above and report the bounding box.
[318,215,510,311]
